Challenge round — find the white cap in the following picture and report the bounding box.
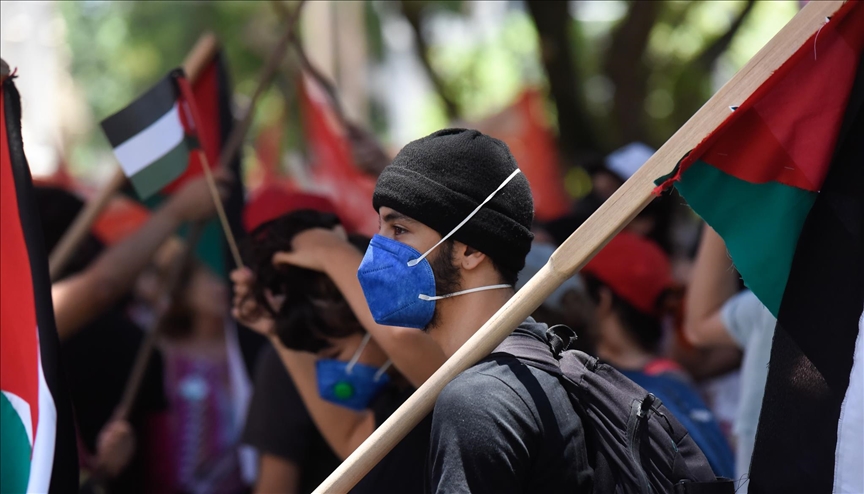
[605,142,655,181]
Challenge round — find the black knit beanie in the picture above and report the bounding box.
[373,128,534,273]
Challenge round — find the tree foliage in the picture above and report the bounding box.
[59,0,799,176]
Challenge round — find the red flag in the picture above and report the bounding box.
[474,89,571,221]
[300,73,377,236]
[1,70,78,493]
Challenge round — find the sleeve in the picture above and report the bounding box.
[428,371,538,494]
[720,290,774,348]
[241,346,313,462]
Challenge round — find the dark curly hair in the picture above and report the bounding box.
[242,210,369,353]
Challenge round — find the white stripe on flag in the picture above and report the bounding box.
[28,343,57,494]
[1,390,33,446]
[113,104,185,177]
[834,311,864,493]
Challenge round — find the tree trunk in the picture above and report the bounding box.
[604,0,661,146]
[526,0,599,164]
[398,0,461,121]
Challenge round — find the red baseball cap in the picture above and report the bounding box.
[243,184,339,233]
[581,231,675,315]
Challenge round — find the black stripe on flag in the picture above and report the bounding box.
[748,52,864,493]
[100,73,178,147]
[3,75,79,493]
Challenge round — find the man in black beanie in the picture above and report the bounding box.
[273,129,592,492]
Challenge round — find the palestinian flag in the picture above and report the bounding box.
[101,69,201,201]
[1,71,78,492]
[655,3,864,492]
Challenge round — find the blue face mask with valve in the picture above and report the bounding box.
[357,169,521,330]
[316,333,392,411]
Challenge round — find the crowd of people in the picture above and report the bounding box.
[44,128,774,493]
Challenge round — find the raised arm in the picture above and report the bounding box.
[683,225,739,347]
[273,229,446,388]
[230,268,375,460]
[271,342,376,460]
[52,171,230,339]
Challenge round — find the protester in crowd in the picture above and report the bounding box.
[148,258,245,494]
[234,194,446,493]
[33,187,156,491]
[49,170,231,339]
[580,230,735,478]
[274,129,593,491]
[238,191,344,494]
[242,345,341,494]
[684,226,776,493]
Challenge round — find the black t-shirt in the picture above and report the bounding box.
[243,345,342,494]
[352,385,432,494]
[61,307,167,492]
[243,345,431,494]
[427,319,593,493]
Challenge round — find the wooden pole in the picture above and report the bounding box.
[312,2,845,492]
[197,149,244,268]
[216,0,306,176]
[48,33,220,281]
[182,0,307,269]
[112,221,206,421]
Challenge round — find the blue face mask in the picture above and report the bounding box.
[357,169,521,330]
[316,334,392,411]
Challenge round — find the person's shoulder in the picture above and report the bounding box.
[435,358,528,414]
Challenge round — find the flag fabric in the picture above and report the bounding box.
[101,70,201,200]
[655,3,864,492]
[301,73,378,236]
[1,71,78,492]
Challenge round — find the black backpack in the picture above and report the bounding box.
[489,325,734,494]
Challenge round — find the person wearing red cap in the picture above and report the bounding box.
[581,231,735,478]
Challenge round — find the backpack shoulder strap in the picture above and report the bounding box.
[490,334,563,377]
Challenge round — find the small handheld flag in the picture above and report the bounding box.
[101,70,199,201]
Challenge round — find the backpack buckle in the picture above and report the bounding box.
[546,325,577,357]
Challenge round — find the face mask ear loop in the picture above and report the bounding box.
[407,168,522,267]
[373,360,392,382]
[345,333,372,375]
[418,283,512,301]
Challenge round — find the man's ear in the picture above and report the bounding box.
[454,241,487,271]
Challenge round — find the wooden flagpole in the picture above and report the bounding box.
[312,2,845,492]
[48,33,220,281]
[189,0,308,270]
[111,222,206,422]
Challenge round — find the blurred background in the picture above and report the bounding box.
[1,0,799,186]
[0,3,818,492]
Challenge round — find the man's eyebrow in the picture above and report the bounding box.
[382,211,417,224]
